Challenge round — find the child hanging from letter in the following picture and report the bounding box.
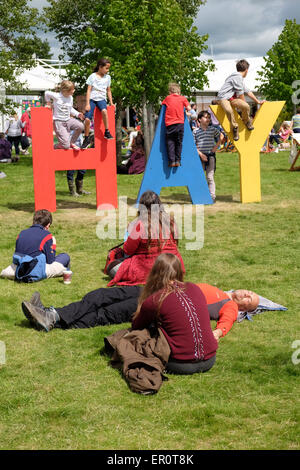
[45,80,84,151]
[82,58,114,148]
[45,81,90,196]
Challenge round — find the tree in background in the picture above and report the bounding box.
[0,0,51,113]
[257,19,300,116]
[45,0,213,159]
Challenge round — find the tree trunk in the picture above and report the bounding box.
[142,94,150,159]
[142,95,156,159]
[147,103,156,148]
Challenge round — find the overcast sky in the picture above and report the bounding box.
[31,0,300,61]
[197,0,300,60]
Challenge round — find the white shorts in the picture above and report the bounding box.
[1,262,66,280]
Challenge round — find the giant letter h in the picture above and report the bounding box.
[31,106,118,212]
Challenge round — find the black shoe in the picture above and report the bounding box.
[232,127,239,141]
[81,136,90,149]
[104,129,114,140]
[21,302,59,332]
[75,179,91,195]
[246,120,254,131]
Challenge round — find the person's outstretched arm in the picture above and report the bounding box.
[246,91,265,105]
[214,301,238,340]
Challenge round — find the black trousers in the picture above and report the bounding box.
[7,136,21,155]
[117,164,129,174]
[56,286,141,329]
[167,355,216,375]
[165,123,184,164]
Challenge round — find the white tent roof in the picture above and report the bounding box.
[204,56,265,92]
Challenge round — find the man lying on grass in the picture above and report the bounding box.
[21,283,259,341]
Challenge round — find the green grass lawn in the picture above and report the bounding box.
[0,149,299,450]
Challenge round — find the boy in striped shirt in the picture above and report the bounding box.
[193,110,223,202]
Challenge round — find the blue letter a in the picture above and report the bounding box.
[136,105,213,205]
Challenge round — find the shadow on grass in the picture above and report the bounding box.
[6,202,35,212]
[7,199,96,212]
[216,195,239,203]
[161,193,191,204]
[273,168,294,172]
[126,194,192,206]
[56,199,96,210]
[99,346,110,357]
[127,193,239,205]
[18,319,35,329]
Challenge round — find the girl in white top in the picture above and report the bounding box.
[5,114,25,161]
[82,58,114,147]
[45,80,84,150]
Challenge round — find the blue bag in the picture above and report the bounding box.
[13,253,47,283]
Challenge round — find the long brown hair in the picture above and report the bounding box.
[132,253,185,321]
[137,190,177,249]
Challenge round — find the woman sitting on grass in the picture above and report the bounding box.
[107,190,185,286]
[117,132,146,175]
[132,253,218,375]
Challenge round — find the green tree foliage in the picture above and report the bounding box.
[257,19,300,113]
[0,0,51,112]
[176,0,206,18]
[45,0,212,100]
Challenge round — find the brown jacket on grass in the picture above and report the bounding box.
[104,328,170,395]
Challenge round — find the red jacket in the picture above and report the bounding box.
[197,283,238,337]
[21,111,32,138]
[108,220,185,286]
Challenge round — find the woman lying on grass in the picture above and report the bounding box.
[132,253,218,375]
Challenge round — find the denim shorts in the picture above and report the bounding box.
[85,99,107,120]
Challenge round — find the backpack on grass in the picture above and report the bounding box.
[13,253,47,283]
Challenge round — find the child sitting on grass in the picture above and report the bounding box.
[1,209,70,281]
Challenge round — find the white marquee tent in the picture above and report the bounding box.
[0,59,68,131]
[205,56,265,93]
[195,56,266,109]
